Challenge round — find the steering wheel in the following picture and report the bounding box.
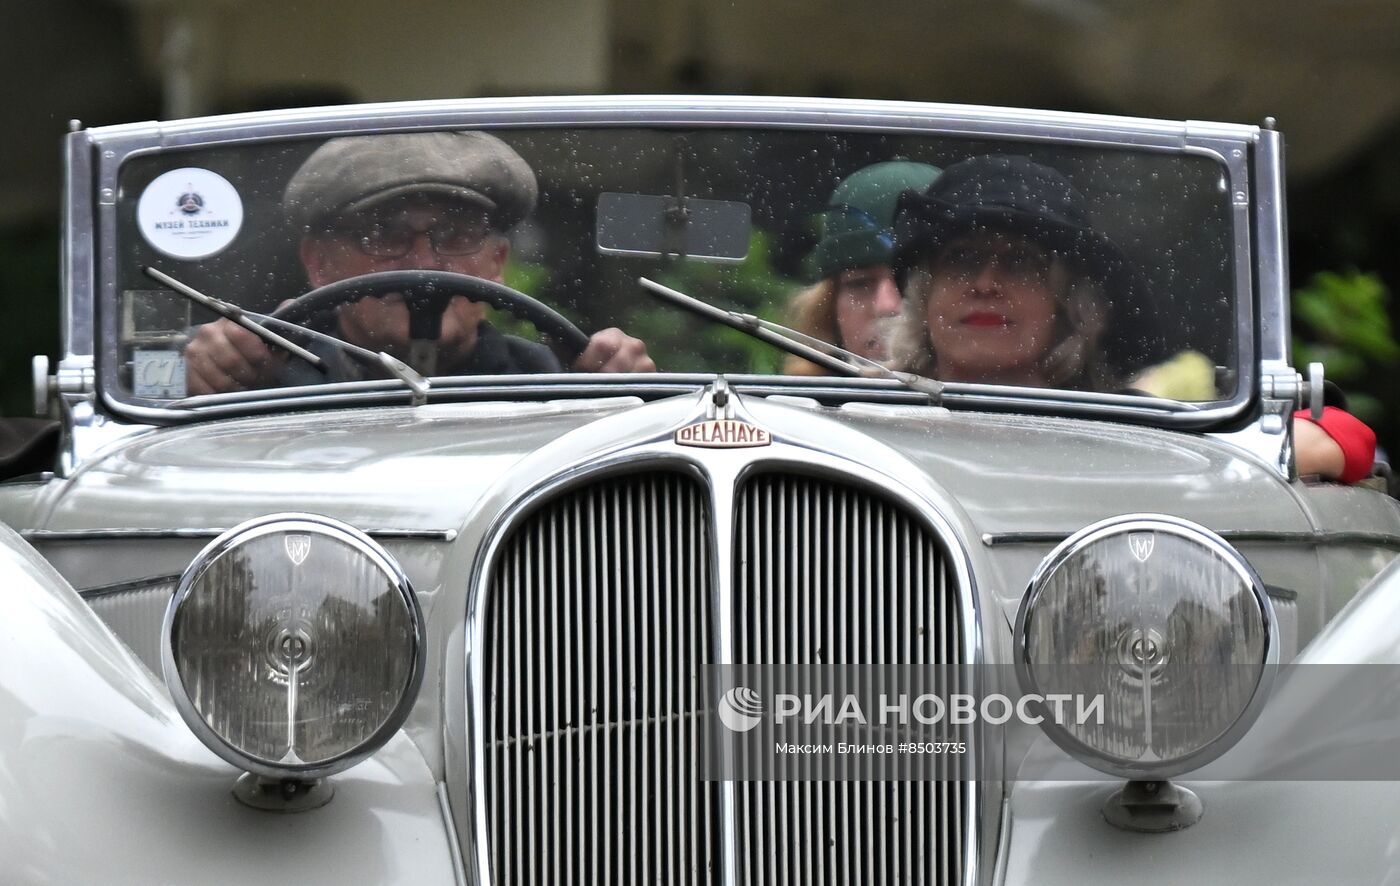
[269,270,591,365]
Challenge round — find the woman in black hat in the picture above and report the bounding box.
[888,153,1375,481]
[888,154,1157,391]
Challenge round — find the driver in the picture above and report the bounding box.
[185,131,655,394]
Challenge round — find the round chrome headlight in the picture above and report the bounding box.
[1014,514,1276,779]
[162,514,425,779]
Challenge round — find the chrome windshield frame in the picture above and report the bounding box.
[69,96,1263,432]
[130,371,1233,429]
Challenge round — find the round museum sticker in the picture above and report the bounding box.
[136,168,244,259]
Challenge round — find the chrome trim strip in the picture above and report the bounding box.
[24,527,457,542]
[109,371,1243,428]
[1237,128,1294,479]
[1198,134,1258,409]
[463,385,985,885]
[63,129,96,359]
[78,573,181,600]
[983,529,1400,551]
[86,96,1261,148]
[1185,134,1258,412]
[436,782,469,886]
[944,387,1196,412]
[992,795,1013,886]
[704,453,742,886]
[1224,529,1400,549]
[114,377,702,424]
[1254,128,1290,367]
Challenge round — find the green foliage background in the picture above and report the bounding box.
[1293,270,1399,424]
[499,231,800,374]
[620,231,796,375]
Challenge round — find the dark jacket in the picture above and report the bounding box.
[281,321,562,386]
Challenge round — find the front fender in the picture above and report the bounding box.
[0,524,460,884]
[1296,553,1400,665]
[1000,556,1400,884]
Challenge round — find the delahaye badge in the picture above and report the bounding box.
[675,418,772,449]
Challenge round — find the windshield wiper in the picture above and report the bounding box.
[144,266,325,370]
[245,311,431,405]
[638,276,944,402]
[143,266,431,405]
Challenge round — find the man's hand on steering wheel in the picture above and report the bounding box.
[336,291,484,368]
[185,302,293,395]
[184,271,655,394]
[573,327,657,373]
[334,296,656,374]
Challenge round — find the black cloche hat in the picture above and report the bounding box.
[892,154,1166,375]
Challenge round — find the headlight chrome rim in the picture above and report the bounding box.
[161,512,425,780]
[1014,513,1278,780]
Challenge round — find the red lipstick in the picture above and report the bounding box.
[961,311,1010,327]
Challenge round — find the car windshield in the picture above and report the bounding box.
[109,125,1239,408]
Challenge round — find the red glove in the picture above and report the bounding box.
[1294,406,1377,484]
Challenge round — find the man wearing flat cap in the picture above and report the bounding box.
[185,131,654,394]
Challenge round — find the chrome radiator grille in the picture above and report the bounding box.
[734,473,966,886]
[482,469,967,885]
[484,472,721,885]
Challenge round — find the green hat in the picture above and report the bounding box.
[806,160,942,281]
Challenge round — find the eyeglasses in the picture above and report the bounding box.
[332,211,494,258]
[935,240,1054,285]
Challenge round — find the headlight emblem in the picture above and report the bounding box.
[162,513,425,779]
[1015,514,1276,779]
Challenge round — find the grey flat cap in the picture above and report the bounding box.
[283,131,538,231]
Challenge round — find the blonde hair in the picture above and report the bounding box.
[890,260,1118,391]
[781,278,841,375]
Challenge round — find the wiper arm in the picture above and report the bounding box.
[144,265,431,405]
[144,265,325,370]
[245,310,431,405]
[638,276,943,402]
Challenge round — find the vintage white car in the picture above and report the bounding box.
[2,96,1399,884]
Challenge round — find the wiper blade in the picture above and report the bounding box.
[144,265,431,406]
[734,312,945,397]
[246,310,431,405]
[143,266,325,371]
[638,276,944,402]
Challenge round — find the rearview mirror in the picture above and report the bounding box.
[595,192,751,263]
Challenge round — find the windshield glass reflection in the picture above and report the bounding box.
[113,128,1237,406]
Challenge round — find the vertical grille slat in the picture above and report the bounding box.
[605,486,619,886]
[483,468,967,885]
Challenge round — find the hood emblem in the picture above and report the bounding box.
[285,534,312,566]
[1129,532,1155,562]
[675,418,771,449]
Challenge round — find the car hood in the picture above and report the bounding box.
[22,391,1319,795]
[34,394,1311,539]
